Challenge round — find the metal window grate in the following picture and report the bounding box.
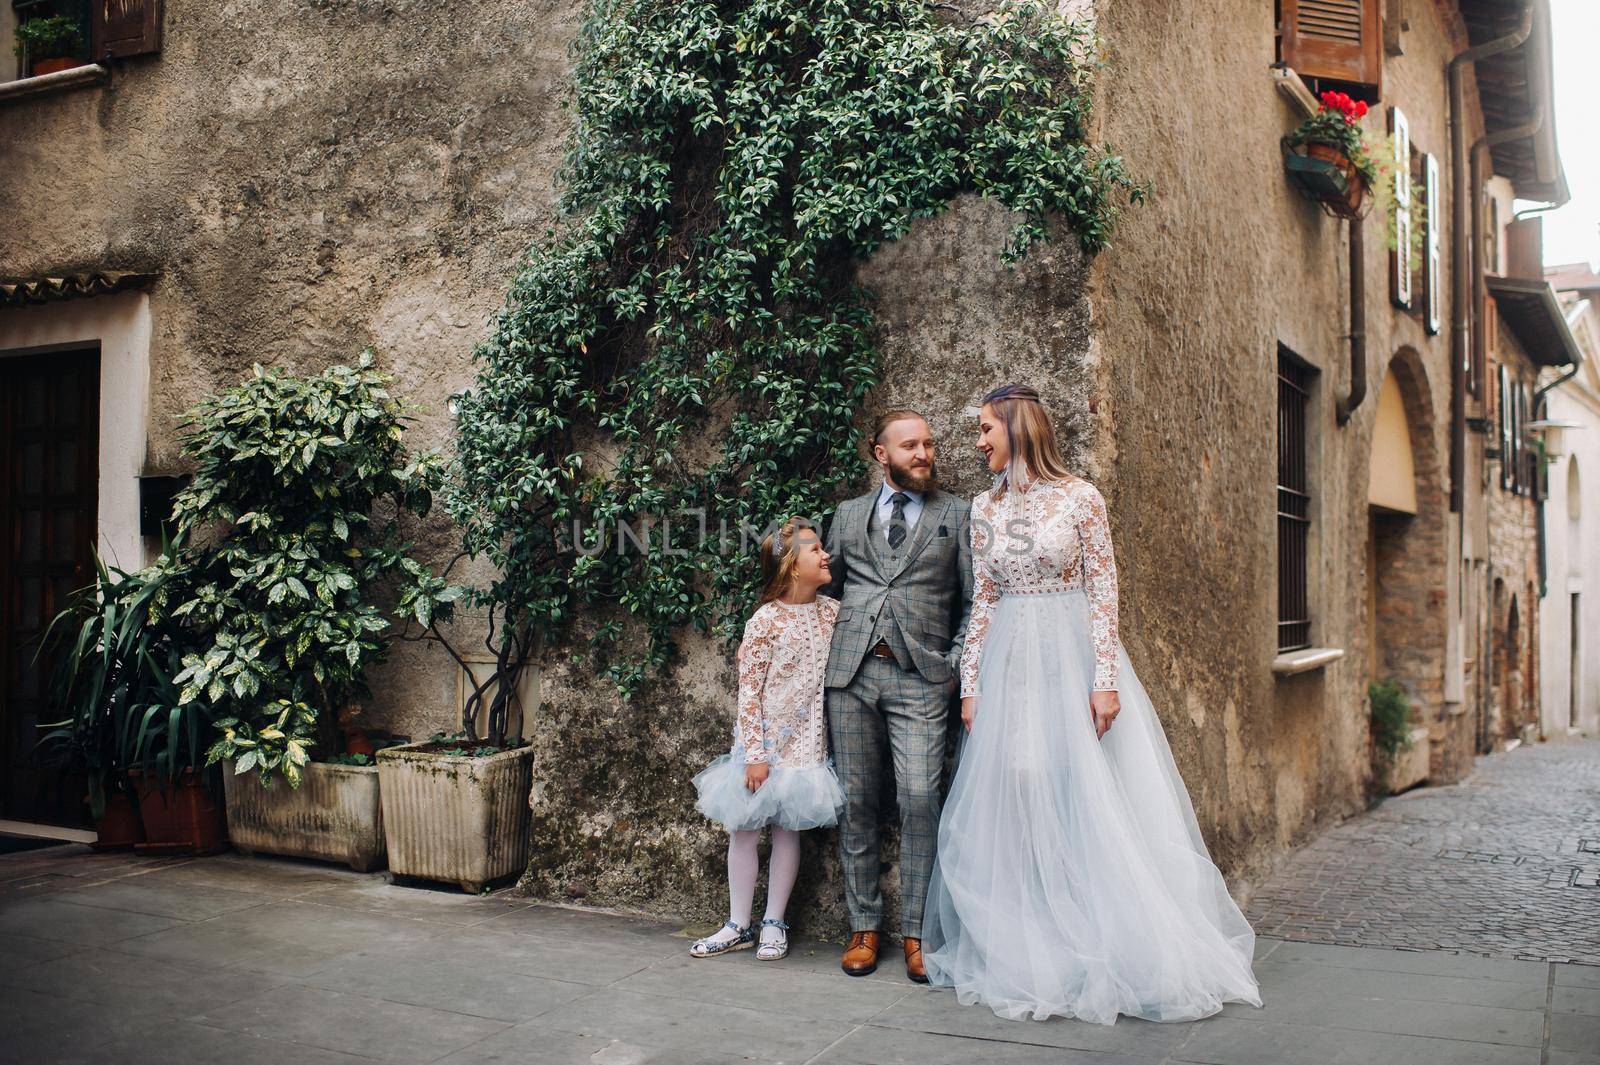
[1278,351,1314,652]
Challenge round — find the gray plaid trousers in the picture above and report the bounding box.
[827,653,950,938]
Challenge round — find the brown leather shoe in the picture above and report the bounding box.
[841,930,880,976]
[903,936,928,983]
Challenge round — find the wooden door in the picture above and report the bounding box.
[1,348,99,828]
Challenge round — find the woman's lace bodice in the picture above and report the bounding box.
[959,477,1119,697]
[735,596,839,767]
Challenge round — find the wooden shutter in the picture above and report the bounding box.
[1422,153,1441,334]
[1389,108,1412,309]
[91,0,162,62]
[1498,364,1512,490]
[1281,0,1383,93]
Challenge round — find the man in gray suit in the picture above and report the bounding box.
[821,409,973,982]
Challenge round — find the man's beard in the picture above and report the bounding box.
[887,456,939,493]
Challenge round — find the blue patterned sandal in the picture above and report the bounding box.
[756,918,789,961]
[690,921,754,958]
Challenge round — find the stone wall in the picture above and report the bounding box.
[0,0,1504,930]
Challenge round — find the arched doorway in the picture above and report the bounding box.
[1365,351,1447,786]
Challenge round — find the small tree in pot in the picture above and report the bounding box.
[162,353,464,868]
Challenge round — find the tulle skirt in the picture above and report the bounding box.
[923,588,1262,1024]
[693,750,846,832]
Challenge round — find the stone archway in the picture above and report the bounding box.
[1365,349,1448,785]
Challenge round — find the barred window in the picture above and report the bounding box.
[1278,347,1317,652]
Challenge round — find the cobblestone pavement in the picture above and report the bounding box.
[3,844,1598,1065]
[1247,735,1600,965]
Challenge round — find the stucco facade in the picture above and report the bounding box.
[0,0,1573,930]
[1539,277,1600,738]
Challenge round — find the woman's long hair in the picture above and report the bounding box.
[757,516,815,605]
[980,383,1074,496]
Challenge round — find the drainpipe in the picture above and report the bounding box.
[1337,217,1367,425]
[1532,348,1584,600]
[1448,3,1536,513]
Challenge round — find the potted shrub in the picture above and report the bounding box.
[13,15,84,77]
[1369,678,1429,794]
[377,729,532,894]
[165,353,463,870]
[37,552,220,852]
[1282,91,1378,219]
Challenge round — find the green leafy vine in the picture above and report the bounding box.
[446,0,1144,715]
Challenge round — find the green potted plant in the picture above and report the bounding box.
[1283,91,1378,218]
[13,15,84,77]
[164,353,464,871]
[1369,678,1429,794]
[37,551,222,853]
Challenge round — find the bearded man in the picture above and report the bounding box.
[820,409,973,983]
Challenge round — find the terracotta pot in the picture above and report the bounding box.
[91,792,146,851]
[132,770,228,855]
[30,57,85,77]
[1304,141,1368,217]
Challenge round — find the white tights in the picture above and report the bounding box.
[717,828,800,944]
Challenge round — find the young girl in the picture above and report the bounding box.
[690,516,845,961]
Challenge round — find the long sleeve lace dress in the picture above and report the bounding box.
[693,597,846,831]
[922,476,1262,1024]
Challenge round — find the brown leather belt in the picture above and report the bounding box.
[869,640,895,659]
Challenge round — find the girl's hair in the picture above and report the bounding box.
[758,516,818,604]
[979,383,1074,496]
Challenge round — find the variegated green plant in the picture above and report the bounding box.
[205,702,318,787]
[169,353,466,785]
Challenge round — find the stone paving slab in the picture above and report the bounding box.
[1,840,1596,1064]
[1245,738,1600,966]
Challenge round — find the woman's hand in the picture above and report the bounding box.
[961,696,977,732]
[1091,689,1120,739]
[744,762,770,792]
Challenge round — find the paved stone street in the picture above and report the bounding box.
[1,826,1596,1065]
[1247,736,1600,965]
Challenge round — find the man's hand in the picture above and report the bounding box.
[744,762,770,792]
[960,696,977,732]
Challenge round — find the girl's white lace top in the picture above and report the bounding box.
[736,596,839,767]
[959,476,1119,698]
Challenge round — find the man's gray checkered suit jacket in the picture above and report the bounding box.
[821,487,974,690]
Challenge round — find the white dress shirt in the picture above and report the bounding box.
[876,482,925,545]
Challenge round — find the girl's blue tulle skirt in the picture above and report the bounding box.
[693,750,845,831]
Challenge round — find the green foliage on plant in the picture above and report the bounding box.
[166,354,465,787]
[1369,678,1415,758]
[447,0,1144,719]
[36,552,200,813]
[13,15,82,60]
[425,730,511,759]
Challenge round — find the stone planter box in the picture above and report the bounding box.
[376,742,533,893]
[1384,726,1432,794]
[222,761,386,872]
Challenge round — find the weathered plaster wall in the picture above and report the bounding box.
[1089,0,1469,884]
[0,1,1094,934]
[2,0,1505,929]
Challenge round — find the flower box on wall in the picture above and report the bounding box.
[376,742,533,894]
[222,760,386,872]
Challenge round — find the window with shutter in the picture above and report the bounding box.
[91,0,161,62]
[1423,153,1441,335]
[1498,364,1512,491]
[1389,108,1412,309]
[1279,0,1383,99]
